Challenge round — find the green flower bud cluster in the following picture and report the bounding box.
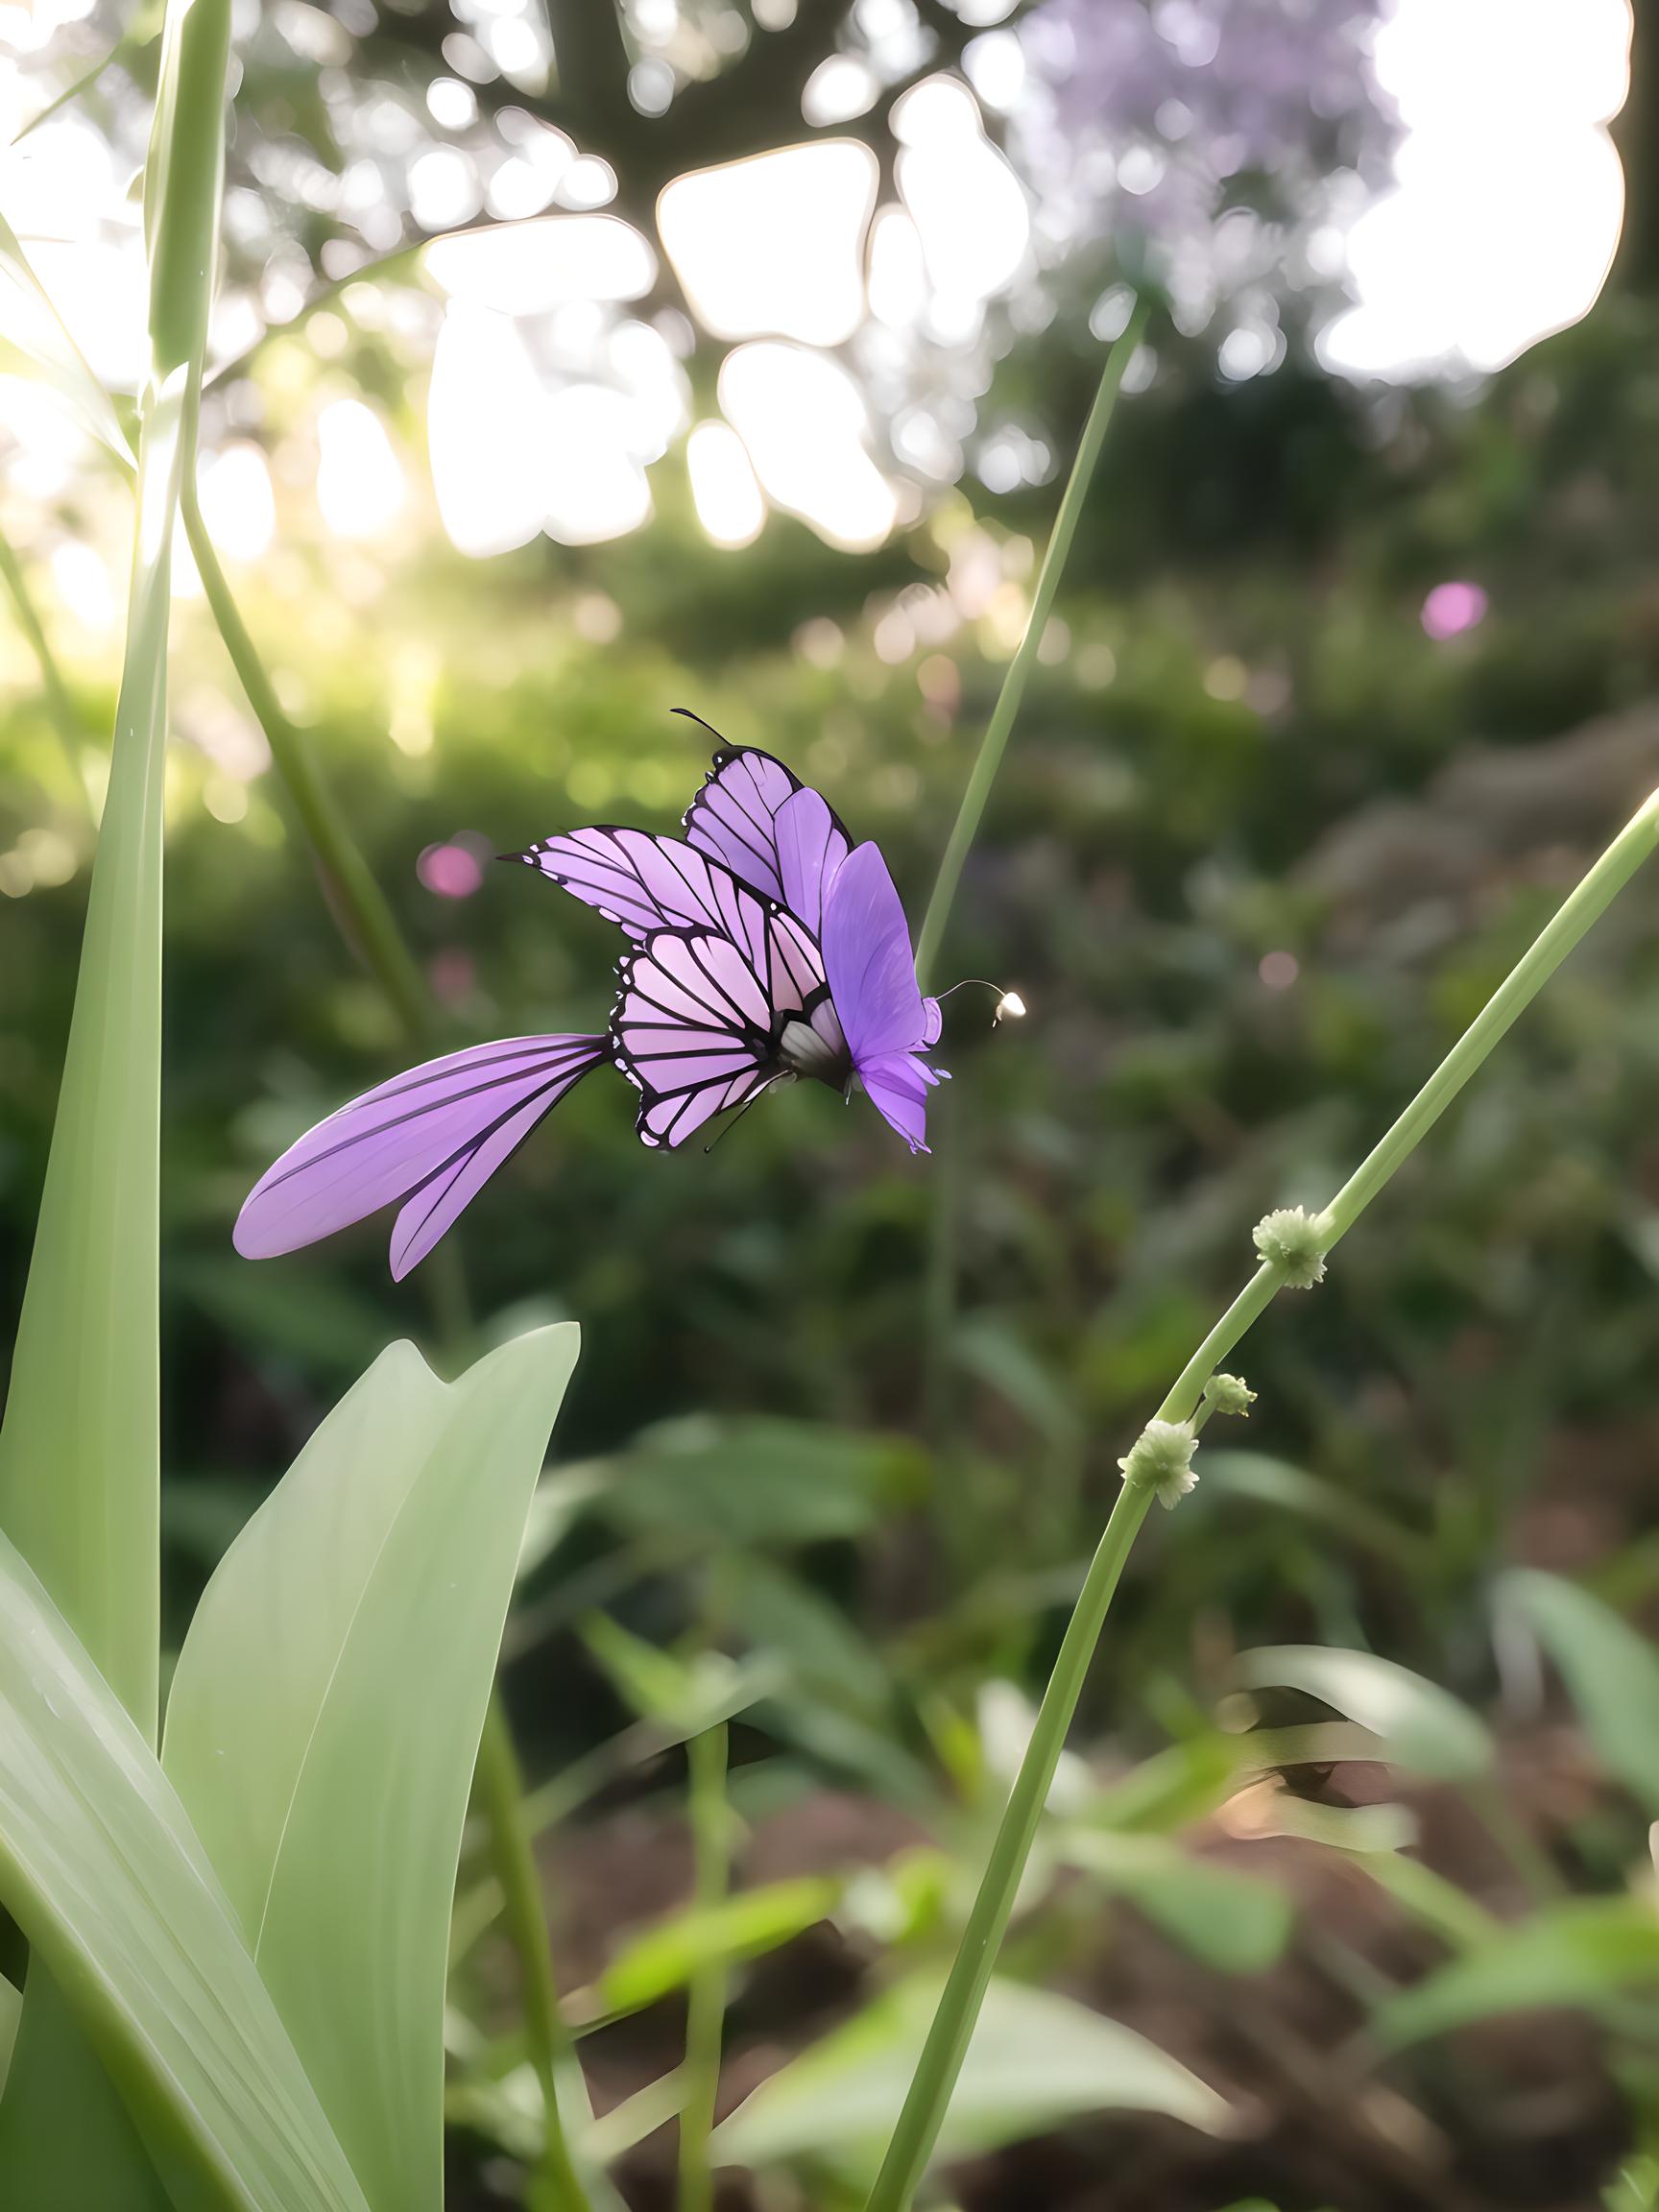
[1252,1205,1328,1288]
[1203,1372,1257,1418]
[1117,1418,1199,1511]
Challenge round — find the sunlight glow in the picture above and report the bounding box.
[316,397,407,539]
[895,77,1030,332]
[868,206,930,328]
[541,384,653,544]
[659,141,878,347]
[425,215,656,313]
[1324,0,1631,378]
[425,305,679,554]
[428,306,552,556]
[686,419,766,548]
[199,443,276,565]
[720,343,898,552]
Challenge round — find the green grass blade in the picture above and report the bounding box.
[0,1527,371,2212]
[0,370,184,1729]
[0,209,132,463]
[0,2,230,2198]
[0,1993,176,2212]
[163,1326,580,2212]
[0,0,228,1753]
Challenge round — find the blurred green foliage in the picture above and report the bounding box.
[6,267,1659,2209]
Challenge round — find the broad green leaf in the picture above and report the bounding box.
[0,211,132,461]
[1500,1570,1659,1815]
[1061,1833,1294,1976]
[0,2,231,2197]
[590,1878,844,2021]
[0,1973,16,2087]
[1376,1900,1659,2048]
[713,1974,1230,2176]
[0,1991,182,2212]
[1237,1646,1492,1781]
[0,1527,369,2212]
[163,1326,578,2212]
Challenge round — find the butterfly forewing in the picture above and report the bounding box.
[820,842,943,1155]
[683,745,853,926]
[513,825,772,967]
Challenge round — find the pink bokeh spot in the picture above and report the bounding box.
[1420,581,1488,641]
[418,841,485,899]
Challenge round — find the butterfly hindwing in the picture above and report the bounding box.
[611,910,825,1149]
[233,1035,608,1277]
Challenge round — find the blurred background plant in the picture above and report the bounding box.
[4,1,1659,2207]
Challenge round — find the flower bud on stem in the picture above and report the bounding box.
[867,785,1659,2212]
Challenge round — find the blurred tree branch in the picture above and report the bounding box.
[355,0,1014,216]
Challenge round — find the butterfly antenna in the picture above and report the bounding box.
[671,705,729,748]
[934,978,1028,1026]
[703,1073,787,1155]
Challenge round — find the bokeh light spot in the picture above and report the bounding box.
[1421,580,1489,639]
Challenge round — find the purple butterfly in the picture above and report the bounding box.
[234,729,948,1279]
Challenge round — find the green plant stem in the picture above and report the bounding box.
[0,521,93,819]
[679,1721,731,2212]
[914,301,1148,990]
[475,1701,591,2212]
[184,478,591,2209]
[180,482,431,1042]
[866,783,1659,2212]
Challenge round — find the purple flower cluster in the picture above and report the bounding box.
[1022,0,1397,328]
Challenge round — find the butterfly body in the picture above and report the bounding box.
[236,728,953,1275]
[778,1005,850,1088]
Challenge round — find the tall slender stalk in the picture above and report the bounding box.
[679,1721,732,2212]
[185,478,594,2212]
[914,301,1149,990]
[475,1703,591,2212]
[866,787,1659,2212]
[0,1,229,2199]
